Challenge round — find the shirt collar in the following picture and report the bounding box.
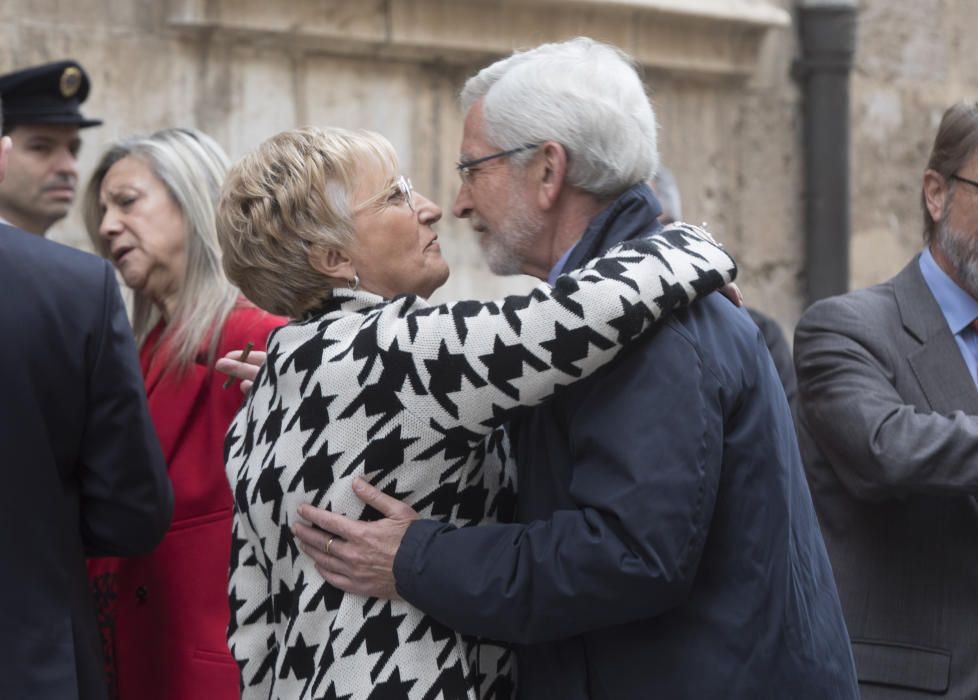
[547,241,579,285]
[559,182,663,277]
[918,246,978,335]
[546,182,663,282]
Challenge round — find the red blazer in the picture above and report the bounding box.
[89,303,284,700]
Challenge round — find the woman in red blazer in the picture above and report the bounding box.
[83,128,285,700]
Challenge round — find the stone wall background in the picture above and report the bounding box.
[1,0,972,339]
[850,0,978,291]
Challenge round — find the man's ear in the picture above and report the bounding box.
[923,169,949,225]
[0,136,11,184]
[535,141,569,211]
[308,245,356,282]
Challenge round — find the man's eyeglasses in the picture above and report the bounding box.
[456,143,540,185]
[951,173,978,192]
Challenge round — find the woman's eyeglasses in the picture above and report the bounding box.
[392,175,415,212]
[355,175,415,213]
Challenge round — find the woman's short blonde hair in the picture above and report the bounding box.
[217,126,398,317]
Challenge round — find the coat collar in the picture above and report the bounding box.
[561,182,663,275]
[895,255,978,414]
[303,288,390,321]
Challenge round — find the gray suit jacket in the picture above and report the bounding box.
[795,255,978,698]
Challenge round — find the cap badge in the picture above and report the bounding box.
[59,66,82,98]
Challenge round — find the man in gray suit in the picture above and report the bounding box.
[795,101,978,698]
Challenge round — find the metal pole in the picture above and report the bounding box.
[796,0,858,306]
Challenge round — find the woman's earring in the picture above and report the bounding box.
[348,273,360,291]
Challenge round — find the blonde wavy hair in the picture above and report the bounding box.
[83,128,239,374]
[216,126,398,317]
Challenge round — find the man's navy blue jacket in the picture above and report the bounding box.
[0,224,172,699]
[394,184,858,698]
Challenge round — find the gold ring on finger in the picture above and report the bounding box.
[325,536,335,556]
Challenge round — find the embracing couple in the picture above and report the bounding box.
[215,37,858,700]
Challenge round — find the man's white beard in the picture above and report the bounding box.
[936,211,978,298]
[480,183,543,276]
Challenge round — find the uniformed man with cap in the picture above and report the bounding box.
[0,59,101,235]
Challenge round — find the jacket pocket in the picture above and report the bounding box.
[167,507,232,532]
[188,647,240,699]
[192,648,237,665]
[852,638,950,693]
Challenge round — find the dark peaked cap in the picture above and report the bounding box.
[0,60,102,128]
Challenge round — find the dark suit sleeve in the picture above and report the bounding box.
[795,295,978,498]
[393,322,723,642]
[748,308,797,408]
[78,263,173,556]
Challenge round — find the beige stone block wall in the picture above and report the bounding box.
[3,0,795,316]
[850,0,978,292]
[651,0,803,331]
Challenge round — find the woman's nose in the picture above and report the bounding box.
[99,208,121,239]
[415,192,442,225]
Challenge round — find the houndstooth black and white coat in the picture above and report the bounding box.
[224,223,736,700]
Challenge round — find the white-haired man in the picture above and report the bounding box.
[286,38,857,698]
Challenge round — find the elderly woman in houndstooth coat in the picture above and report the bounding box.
[215,126,736,700]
